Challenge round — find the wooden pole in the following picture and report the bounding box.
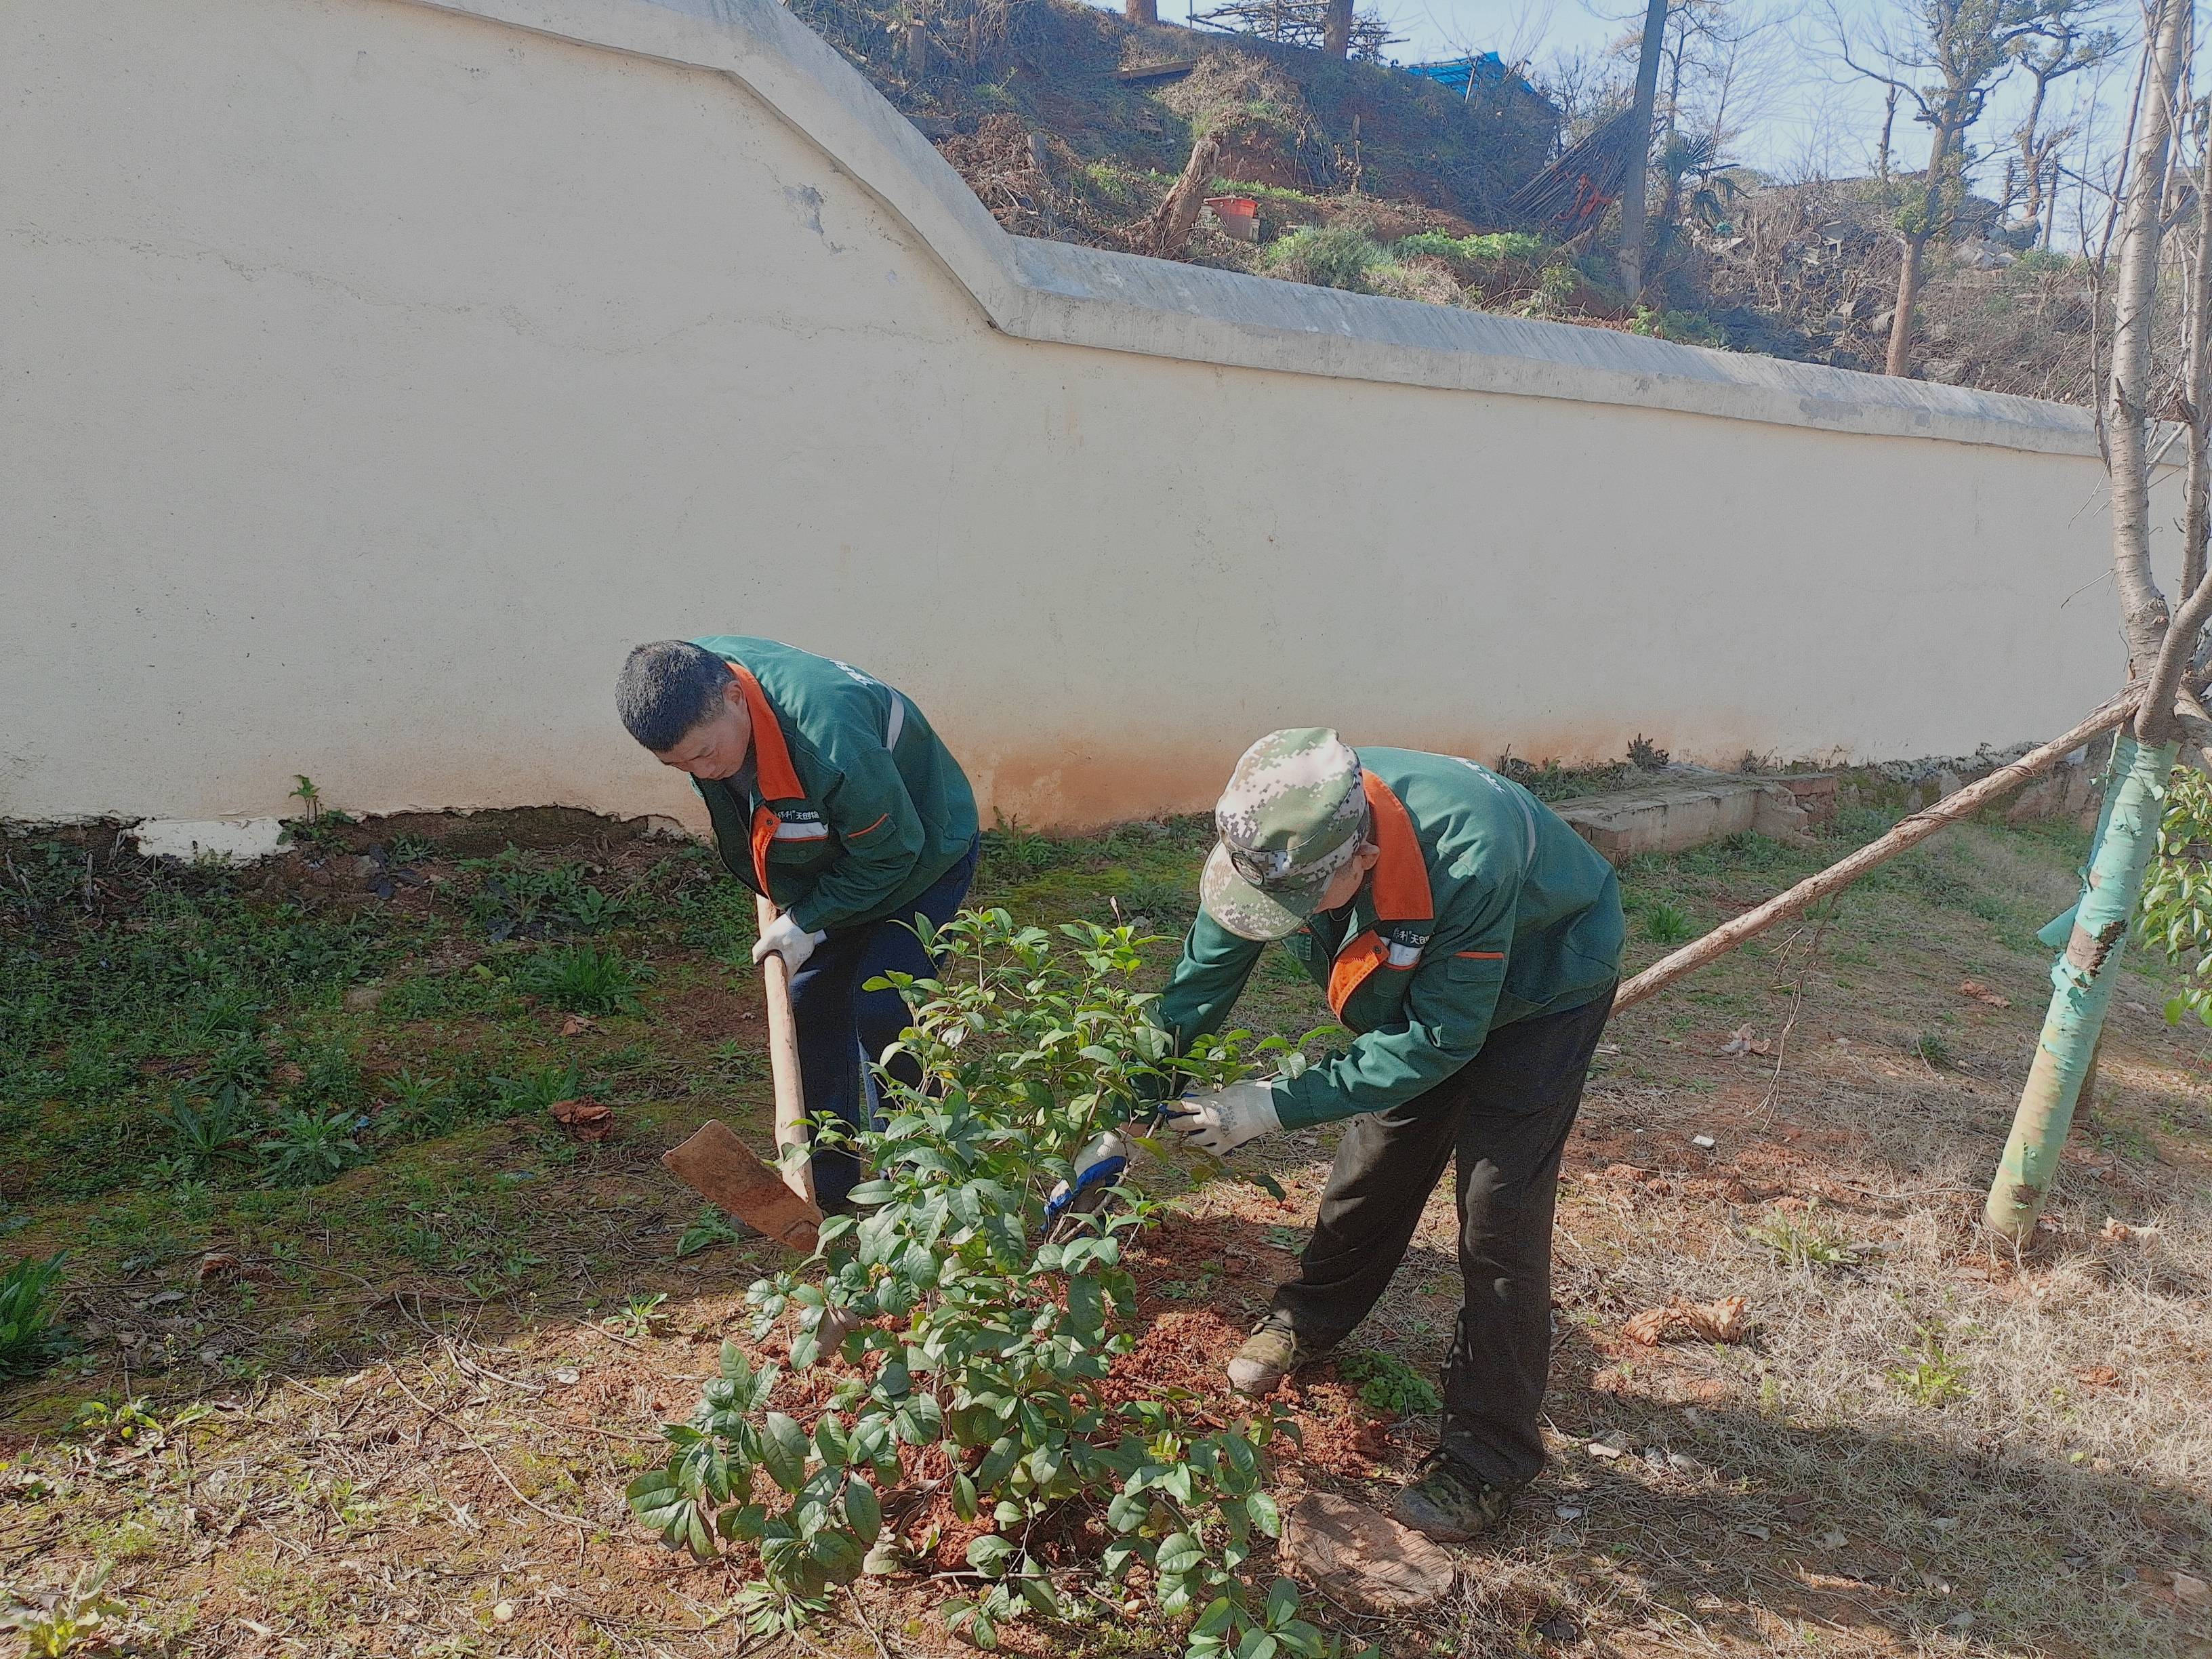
[1614,689,2140,1011]
[756,893,815,1204]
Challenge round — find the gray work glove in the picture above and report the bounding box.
[1160,1079,1282,1155]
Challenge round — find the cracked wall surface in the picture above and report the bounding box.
[0,0,2157,830]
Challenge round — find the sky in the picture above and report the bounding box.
[1106,0,2143,230]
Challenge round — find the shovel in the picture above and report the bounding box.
[660,894,822,1252]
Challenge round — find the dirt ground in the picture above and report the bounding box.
[2,803,2208,1657]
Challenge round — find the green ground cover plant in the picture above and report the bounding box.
[1334,1349,1440,1417]
[1263,224,1388,291]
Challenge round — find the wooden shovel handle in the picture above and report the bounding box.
[756,893,815,1204]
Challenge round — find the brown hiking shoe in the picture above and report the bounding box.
[1390,1453,1519,1542]
[1226,1315,1331,1396]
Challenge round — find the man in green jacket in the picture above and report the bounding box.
[616,637,979,1209]
[1152,729,1622,1541]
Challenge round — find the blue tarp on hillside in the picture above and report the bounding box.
[1401,52,1506,96]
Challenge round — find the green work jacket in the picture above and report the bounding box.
[689,637,978,936]
[1154,747,1624,1128]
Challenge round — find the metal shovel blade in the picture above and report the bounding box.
[662,1119,822,1254]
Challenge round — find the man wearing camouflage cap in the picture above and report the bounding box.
[1157,729,1623,1541]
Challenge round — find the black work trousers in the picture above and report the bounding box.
[1272,985,1615,1490]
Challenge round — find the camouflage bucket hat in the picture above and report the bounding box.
[1200,729,1369,941]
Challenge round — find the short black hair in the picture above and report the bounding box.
[616,640,730,752]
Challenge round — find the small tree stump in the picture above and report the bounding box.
[1281,1492,1456,1613]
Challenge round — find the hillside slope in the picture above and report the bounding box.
[792,0,1557,224]
[796,0,2100,403]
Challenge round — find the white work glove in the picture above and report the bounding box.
[752,910,827,972]
[1160,1079,1282,1156]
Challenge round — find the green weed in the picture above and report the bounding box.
[375,1069,455,1138]
[392,1176,519,1275]
[516,943,649,1015]
[159,1085,257,1174]
[1629,305,1728,346]
[1498,756,1629,801]
[1206,177,1315,205]
[1336,1349,1441,1417]
[609,1291,668,1339]
[493,1061,586,1115]
[676,1207,744,1258]
[0,1251,70,1379]
[1641,902,1696,945]
[380,962,512,1021]
[980,818,1061,878]
[1742,1205,1864,1271]
[462,851,630,941]
[1912,1029,1959,1069]
[1115,877,1195,928]
[0,1563,128,1654]
[262,1104,365,1187]
[1888,1324,1971,1408]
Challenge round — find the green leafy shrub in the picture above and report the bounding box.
[1517,262,1579,319]
[515,943,649,1015]
[1393,228,1548,266]
[0,1251,70,1379]
[627,910,1336,1655]
[2140,764,2212,1026]
[1264,224,1387,292]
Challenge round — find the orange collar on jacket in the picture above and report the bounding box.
[1360,770,1432,924]
[1324,773,1433,1018]
[725,661,805,895]
[725,661,804,802]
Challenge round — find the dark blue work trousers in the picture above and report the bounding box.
[786,838,979,1210]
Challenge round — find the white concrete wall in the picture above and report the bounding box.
[1,0,2149,831]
